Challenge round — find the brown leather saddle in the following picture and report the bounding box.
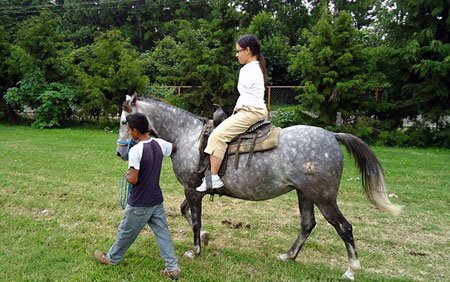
[197,105,280,176]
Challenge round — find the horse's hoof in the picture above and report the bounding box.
[342,271,355,281]
[276,253,290,261]
[184,250,195,259]
[342,259,359,280]
[200,231,209,246]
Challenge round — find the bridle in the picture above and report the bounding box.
[117,138,137,152]
[117,99,139,152]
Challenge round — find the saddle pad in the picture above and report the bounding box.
[227,127,281,155]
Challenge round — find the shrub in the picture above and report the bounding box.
[271,107,297,128]
[341,116,380,144]
[32,83,75,128]
[376,130,410,147]
[433,127,450,148]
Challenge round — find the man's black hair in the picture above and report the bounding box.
[126,113,149,134]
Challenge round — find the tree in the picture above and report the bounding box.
[290,5,374,127]
[0,0,46,34]
[247,11,292,85]
[332,0,378,29]
[146,1,240,116]
[374,0,450,129]
[13,10,71,82]
[61,0,100,47]
[69,29,148,119]
[4,10,76,127]
[267,0,311,45]
[0,25,16,121]
[237,0,267,27]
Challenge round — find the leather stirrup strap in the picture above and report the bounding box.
[205,170,212,191]
[234,136,242,169]
[246,131,259,168]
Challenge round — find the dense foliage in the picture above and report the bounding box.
[0,0,448,147]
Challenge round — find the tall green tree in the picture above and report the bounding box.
[237,0,267,27]
[332,0,378,29]
[4,10,76,127]
[247,11,292,85]
[0,26,12,88]
[13,10,71,82]
[290,5,374,127]
[69,29,148,119]
[62,0,100,47]
[0,25,16,121]
[374,0,450,129]
[0,0,46,33]
[147,0,240,115]
[267,0,311,45]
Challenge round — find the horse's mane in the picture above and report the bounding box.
[139,95,207,123]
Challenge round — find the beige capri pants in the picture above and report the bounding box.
[204,106,268,160]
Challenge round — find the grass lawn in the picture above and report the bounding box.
[0,124,448,281]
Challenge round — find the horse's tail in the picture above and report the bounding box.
[335,133,403,216]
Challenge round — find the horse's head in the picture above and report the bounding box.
[116,93,159,161]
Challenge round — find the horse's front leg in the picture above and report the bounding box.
[180,198,193,227]
[183,188,205,259]
[180,197,209,247]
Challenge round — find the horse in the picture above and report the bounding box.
[116,94,402,280]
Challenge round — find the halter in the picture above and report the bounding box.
[117,138,137,152]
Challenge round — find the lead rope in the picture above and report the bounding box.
[119,172,132,209]
[118,138,137,209]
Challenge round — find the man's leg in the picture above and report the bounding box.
[107,205,150,264]
[147,204,180,272]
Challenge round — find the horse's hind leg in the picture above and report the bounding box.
[278,190,316,261]
[315,200,361,280]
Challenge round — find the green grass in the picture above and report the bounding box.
[0,125,449,281]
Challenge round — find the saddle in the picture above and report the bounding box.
[197,105,281,176]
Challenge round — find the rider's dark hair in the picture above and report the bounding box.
[237,34,267,85]
[126,113,149,134]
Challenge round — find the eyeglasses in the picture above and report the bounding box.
[236,48,245,54]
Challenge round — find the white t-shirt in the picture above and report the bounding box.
[128,138,172,170]
[235,61,266,111]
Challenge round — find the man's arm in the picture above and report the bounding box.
[126,167,139,185]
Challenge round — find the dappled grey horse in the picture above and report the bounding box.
[117,94,402,280]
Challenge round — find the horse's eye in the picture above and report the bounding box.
[121,120,128,125]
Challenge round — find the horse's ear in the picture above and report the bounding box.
[126,95,132,101]
[131,92,138,105]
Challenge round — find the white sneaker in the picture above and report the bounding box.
[196,176,224,192]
